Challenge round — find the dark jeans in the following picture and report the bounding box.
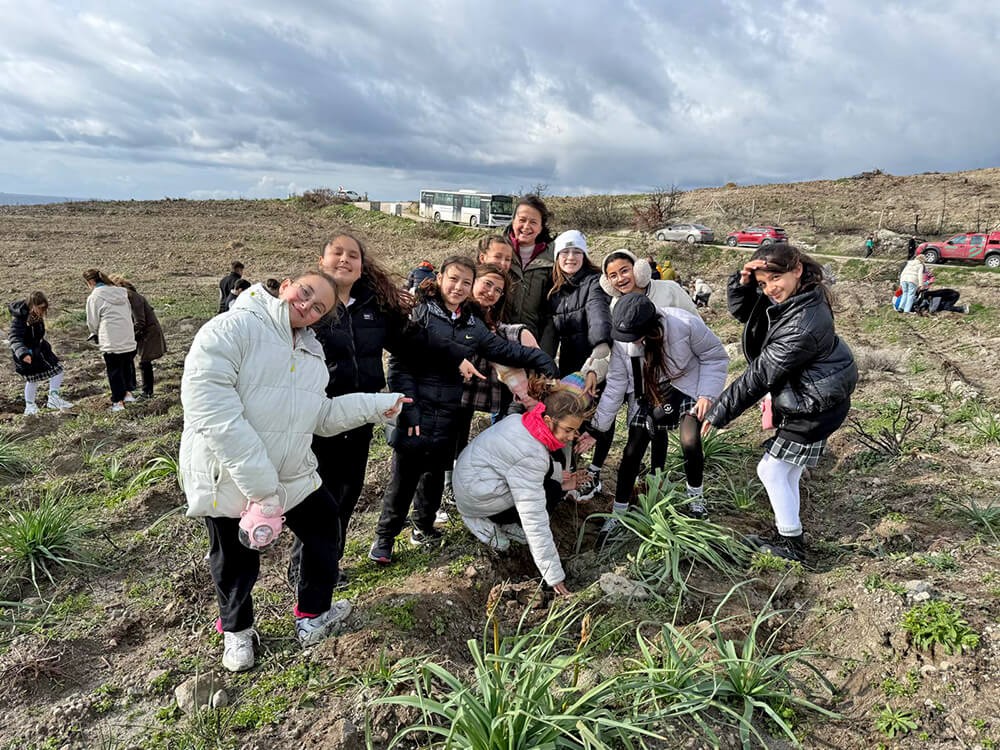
[140,360,155,396]
[103,351,134,403]
[614,415,703,505]
[206,485,341,632]
[291,425,374,572]
[124,351,138,393]
[375,442,453,541]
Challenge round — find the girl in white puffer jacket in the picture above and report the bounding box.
[180,272,407,673]
[453,378,592,597]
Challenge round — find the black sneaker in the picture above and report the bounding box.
[410,527,444,547]
[334,569,349,589]
[575,469,602,502]
[368,538,394,565]
[749,532,805,563]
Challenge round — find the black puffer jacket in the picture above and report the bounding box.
[388,294,557,451]
[705,273,858,442]
[549,267,612,375]
[311,277,464,398]
[8,301,60,378]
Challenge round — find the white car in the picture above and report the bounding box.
[654,223,715,244]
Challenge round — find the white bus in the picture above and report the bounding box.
[418,189,514,227]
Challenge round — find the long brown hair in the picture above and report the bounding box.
[548,255,599,298]
[524,376,595,420]
[322,230,412,315]
[474,263,509,329]
[750,244,832,307]
[83,268,114,285]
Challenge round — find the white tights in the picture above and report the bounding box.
[756,453,805,536]
[24,371,64,404]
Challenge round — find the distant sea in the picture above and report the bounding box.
[0,192,80,206]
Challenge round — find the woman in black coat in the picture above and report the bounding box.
[8,291,74,415]
[703,244,857,562]
[369,255,557,566]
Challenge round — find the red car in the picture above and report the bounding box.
[726,225,788,248]
[917,232,1000,268]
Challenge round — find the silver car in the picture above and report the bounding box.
[654,223,715,244]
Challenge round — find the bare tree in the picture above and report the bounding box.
[632,184,683,231]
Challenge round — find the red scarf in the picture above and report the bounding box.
[521,402,565,451]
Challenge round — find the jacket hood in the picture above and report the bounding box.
[90,284,130,304]
[8,300,28,318]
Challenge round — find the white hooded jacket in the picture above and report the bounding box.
[180,284,403,518]
[86,284,137,354]
[453,414,565,586]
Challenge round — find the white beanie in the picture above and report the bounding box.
[554,230,588,256]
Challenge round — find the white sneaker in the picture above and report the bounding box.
[575,469,603,502]
[498,523,528,545]
[434,508,450,527]
[47,393,74,410]
[461,516,510,551]
[123,392,137,403]
[23,402,38,416]
[110,402,125,413]
[296,600,353,646]
[222,628,257,672]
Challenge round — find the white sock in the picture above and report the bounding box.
[756,453,804,536]
[686,484,703,497]
[588,464,601,474]
[611,501,629,515]
[48,371,64,396]
[25,381,38,404]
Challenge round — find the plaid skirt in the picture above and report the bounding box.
[628,385,697,433]
[765,436,826,468]
[24,362,63,383]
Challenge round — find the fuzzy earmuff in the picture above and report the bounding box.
[599,249,652,297]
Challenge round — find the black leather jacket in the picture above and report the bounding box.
[706,273,857,442]
[388,293,557,450]
[549,267,612,375]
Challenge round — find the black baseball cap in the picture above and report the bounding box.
[611,293,658,342]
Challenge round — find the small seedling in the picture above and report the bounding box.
[875,704,918,738]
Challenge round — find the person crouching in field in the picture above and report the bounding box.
[454,377,592,597]
[179,271,407,672]
[702,245,857,563]
[8,291,74,415]
[111,276,167,399]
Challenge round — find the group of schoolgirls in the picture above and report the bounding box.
[179,197,859,672]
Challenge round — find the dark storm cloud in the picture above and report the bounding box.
[0,0,998,199]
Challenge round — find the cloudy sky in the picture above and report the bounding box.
[1,0,998,201]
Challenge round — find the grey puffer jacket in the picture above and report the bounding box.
[593,307,728,433]
[453,414,565,586]
[549,267,612,376]
[705,274,858,442]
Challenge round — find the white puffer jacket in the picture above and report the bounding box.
[453,414,565,586]
[180,285,403,519]
[593,307,729,432]
[86,285,137,354]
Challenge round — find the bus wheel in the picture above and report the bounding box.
[469,216,479,227]
[433,212,441,222]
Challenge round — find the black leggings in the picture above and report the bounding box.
[614,414,704,506]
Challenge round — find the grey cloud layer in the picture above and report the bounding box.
[0,0,997,199]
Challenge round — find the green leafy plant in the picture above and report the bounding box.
[901,601,979,654]
[717,473,764,511]
[666,429,747,477]
[705,583,838,746]
[376,604,662,749]
[606,472,749,591]
[749,552,802,574]
[0,432,32,480]
[0,490,98,589]
[970,406,1000,445]
[875,704,918,738]
[913,552,957,572]
[128,454,183,493]
[948,497,1000,542]
[882,669,921,698]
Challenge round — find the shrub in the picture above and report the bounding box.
[875,704,918,738]
[901,601,979,654]
[558,194,627,232]
[0,433,32,480]
[296,189,348,208]
[0,490,97,589]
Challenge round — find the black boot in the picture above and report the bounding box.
[751,532,806,563]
